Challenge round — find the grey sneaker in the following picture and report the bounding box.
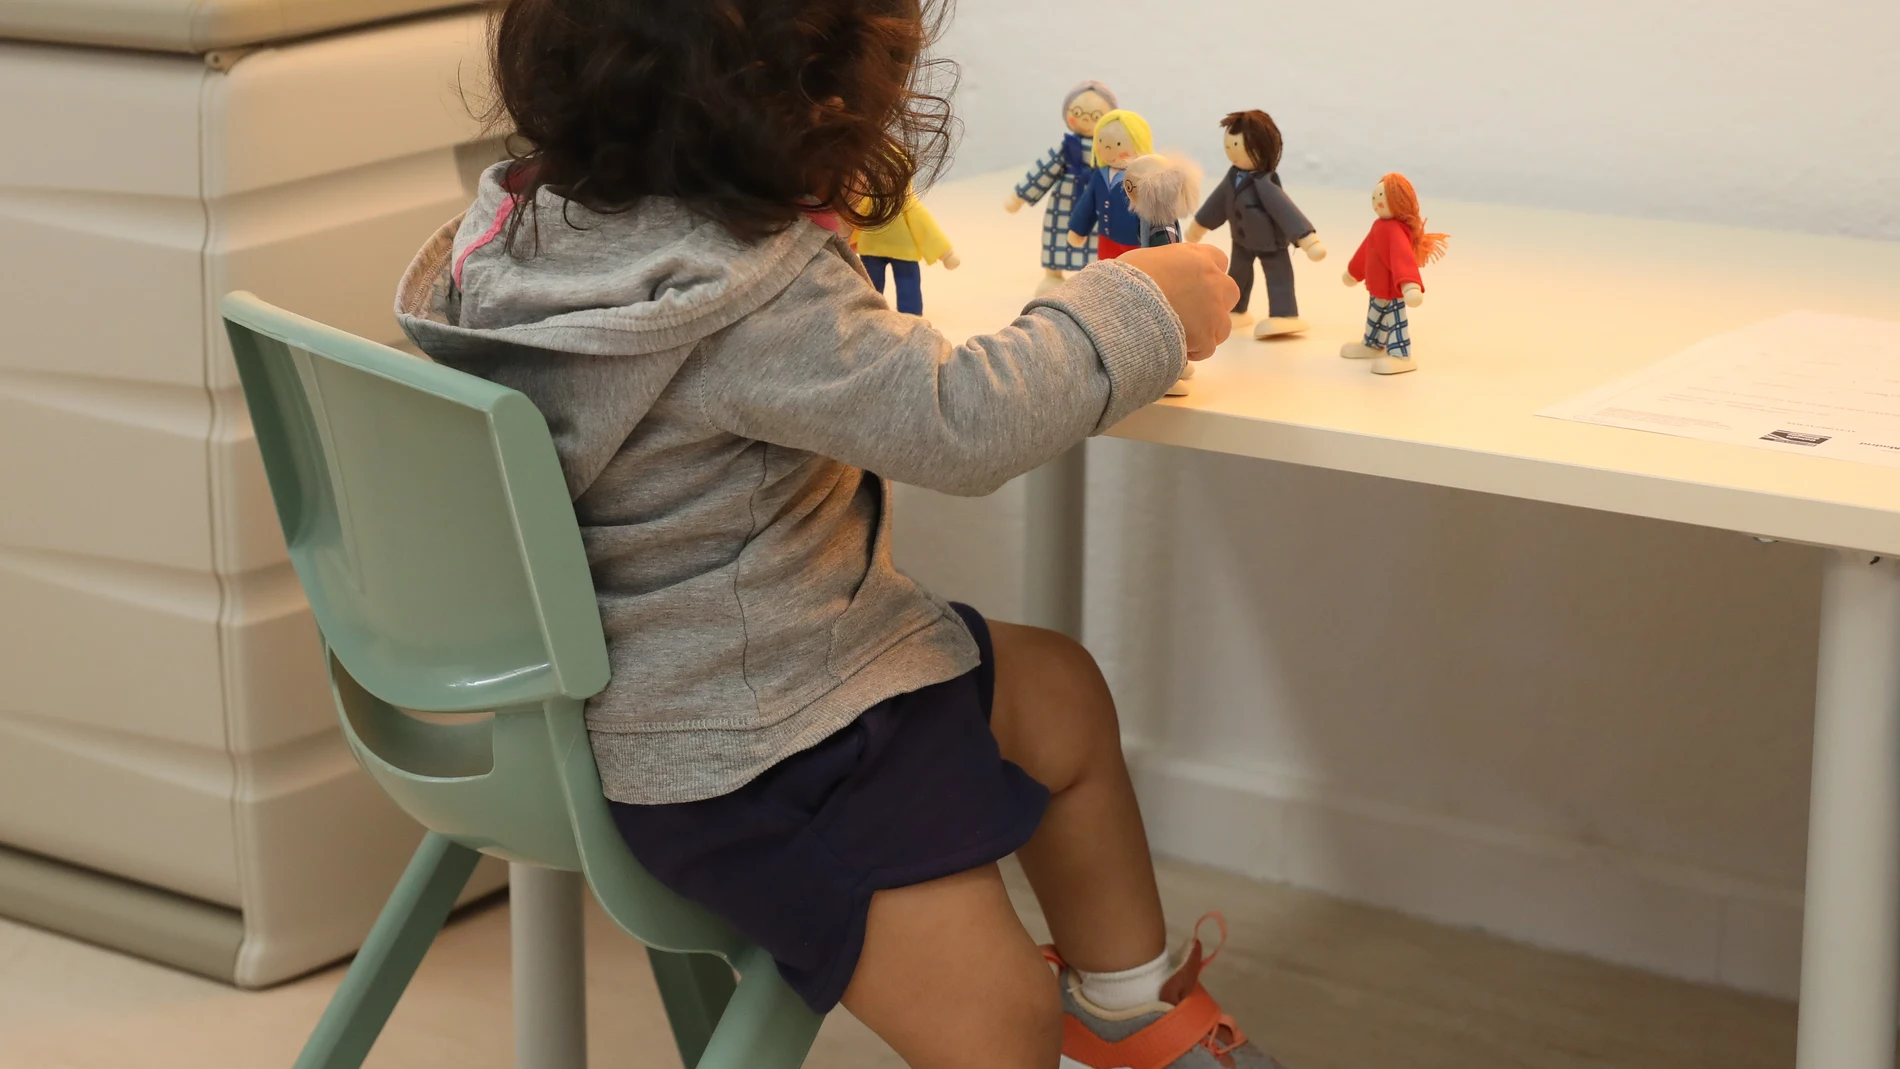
[1047,916,1288,1069]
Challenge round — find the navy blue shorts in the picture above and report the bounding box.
[608,605,1050,1013]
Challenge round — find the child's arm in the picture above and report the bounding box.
[693,251,1186,497]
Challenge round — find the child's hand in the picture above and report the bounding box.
[1005,194,1028,214]
[1118,243,1241,362]
[1402,282,1425,308]
[1342,269,1360,288]
[941,251,961,271]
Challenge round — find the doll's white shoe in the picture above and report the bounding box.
[1340,342,1382,360]
[1371,354,1417,375]
[1253,316,1309,338]
[1035,271,1066,296]
[1166,358,1196,395]
[1230,311,1256,330]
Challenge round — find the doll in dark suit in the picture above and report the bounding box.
[1188,110,1328,339]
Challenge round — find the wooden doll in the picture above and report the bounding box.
[1123,153,1204,396]
[1187,110,1327,339]
[1006,80,1119,295]
[1065,109,1154,262]
[853,186,960,317]
[1340,173,1448,376]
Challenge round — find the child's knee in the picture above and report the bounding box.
[996,622,1112,704]
[1036,628,1120,732]
[991,622,1124,782]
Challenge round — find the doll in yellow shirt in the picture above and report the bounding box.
[851,188,960,316]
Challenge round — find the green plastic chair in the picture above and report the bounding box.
[220,292,823,1069]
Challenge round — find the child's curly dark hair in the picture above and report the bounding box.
[486,0,957,243]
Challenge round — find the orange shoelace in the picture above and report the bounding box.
[1188,913,1248,1061]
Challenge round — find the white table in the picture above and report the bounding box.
[922,170,1900,1069]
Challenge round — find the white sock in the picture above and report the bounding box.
[1076,948,1173,1012]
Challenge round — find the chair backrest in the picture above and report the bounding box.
[221,293,746,957]
[221,291,609,715]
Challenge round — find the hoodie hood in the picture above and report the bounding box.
[392,162,844,499]
[396,161,841,363]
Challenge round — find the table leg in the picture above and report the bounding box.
[1797,551,1900,1069]
[511,863,588,1069]
[1022,444,1087,640]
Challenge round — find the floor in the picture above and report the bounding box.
[0,857,1811,1069]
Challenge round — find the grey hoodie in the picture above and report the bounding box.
[395,163,1186,805]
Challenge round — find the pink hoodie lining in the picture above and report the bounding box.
[454,196,519,287]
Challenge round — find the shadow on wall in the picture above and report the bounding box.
[1107,445,1821,992]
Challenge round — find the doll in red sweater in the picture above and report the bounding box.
[1341,173,1448,375]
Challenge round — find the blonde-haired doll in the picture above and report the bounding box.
[1066,109,1155,260]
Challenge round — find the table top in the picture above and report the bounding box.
[924,169,1900,555]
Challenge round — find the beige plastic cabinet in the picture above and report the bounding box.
[0,8,510,986]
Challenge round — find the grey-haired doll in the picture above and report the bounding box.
[1005,79,1119,295]
[1124,153,1204,396]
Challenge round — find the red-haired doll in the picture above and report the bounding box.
[1341,173,1448,375]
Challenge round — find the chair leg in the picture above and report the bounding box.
[510,864,588,1069]
[647,948,738,1068]
[294,832,481,1069]
[695,945,823,1069]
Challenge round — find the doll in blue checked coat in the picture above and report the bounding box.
[1005,80,1118,295]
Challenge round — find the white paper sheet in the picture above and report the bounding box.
[1539,311,1900,468]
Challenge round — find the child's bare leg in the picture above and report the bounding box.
[840,621,1164,1069]
[988,621,1168,974]
[841,866,1061,1069]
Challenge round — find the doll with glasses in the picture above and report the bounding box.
[1123,153,1204,397]
[1006,80,1119,295]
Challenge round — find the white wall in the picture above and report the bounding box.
[895,0,1900,998]
[935,0,1900,241]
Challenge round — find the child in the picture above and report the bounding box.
[395,2,1254,1067]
